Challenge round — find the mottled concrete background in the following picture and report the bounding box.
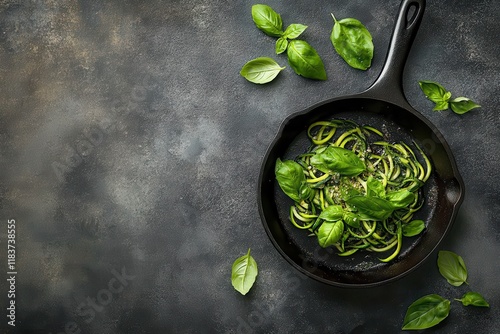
[0,0,499,333]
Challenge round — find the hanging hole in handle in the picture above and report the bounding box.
[406,3,419,29]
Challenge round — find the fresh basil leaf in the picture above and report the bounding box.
[275,158,306,202]
[402,294,450,330]
[286,39,327,80]
[282,23,307,39]
[330,14,373,70]
[275,37,288,54]
[343,211,361,228]
[231,248,258,295]
[318,205,344,221]
[317,220,344,248]
[366,176,385,198]
[251,4,283,37]
[450,97,481,114]
[455,292,490,307]
[310,146,365,176]
[386,189,415,208]
[345,195,394,221]
[437,250,468,286]
[240,57,285,84]
[418,81,452,111]
[298,181,314,201]
[402,219,425,237]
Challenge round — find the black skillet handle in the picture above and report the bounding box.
[363,0,426,105]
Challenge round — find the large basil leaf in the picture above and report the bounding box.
[286,40,327,80]
[450,97,481,114]
[275,158,305,202]
[437,250,468,286]
[317,220,344,248]
[402,294,450,330]
[455,292,490,307]
[231,249,258,295]
[402,219,425,237]
[345,195,394,221]
[418,81,452,111]
[251,4,283,37]
[318,205,344,221]
[310,146,365,176]
[366,176,385,198]
[386,189,416,208]
[240,57,285,84]
[330,15,373,70]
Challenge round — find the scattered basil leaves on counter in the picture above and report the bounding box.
[437,250,468,287]
[402,219,425,237]
[231,248,258,295]
[240,57,285,84]
[330,13,374,70]
[402,294,451,330]
[418,80,480,114]
[455,292,490,308]
[251,4,283,37]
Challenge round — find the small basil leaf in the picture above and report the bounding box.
[418,81,452,110]
[282,23,307,39]
[450,97,481,114]
[275,37,288,54]
[455,292,489,307]
[240,57,285,84]
[345,195,394,221]
[231,248,258,295]
[251,4,283,37]
[287,39,327,80]
[310,146,365,176]
[402,219,425,237]
[317,220,344,248]
[330,14,374,70]
[298,181,314,201]
[402,294,450,330]
[275,158,305,202]
[386,189,415,208]
[437,250,468,286]
[343,211,361,228]
[366,176,385,198]
[318,205,344,221]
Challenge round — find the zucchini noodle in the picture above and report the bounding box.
[283,119,432,262]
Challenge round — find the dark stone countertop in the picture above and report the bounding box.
[1,0,499,333]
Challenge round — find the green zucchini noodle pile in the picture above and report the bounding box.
[276,119,432,262]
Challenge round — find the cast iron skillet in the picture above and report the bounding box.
[258,0,464,288]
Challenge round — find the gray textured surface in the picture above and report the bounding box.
[0,0,499,333]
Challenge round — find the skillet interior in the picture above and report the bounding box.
[258,96,464,287]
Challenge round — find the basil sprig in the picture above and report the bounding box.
[243,4,326,83]
[240,57,285,84]
[419,80,481,114]
[330,13,374,70]
[231,249,258,295]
